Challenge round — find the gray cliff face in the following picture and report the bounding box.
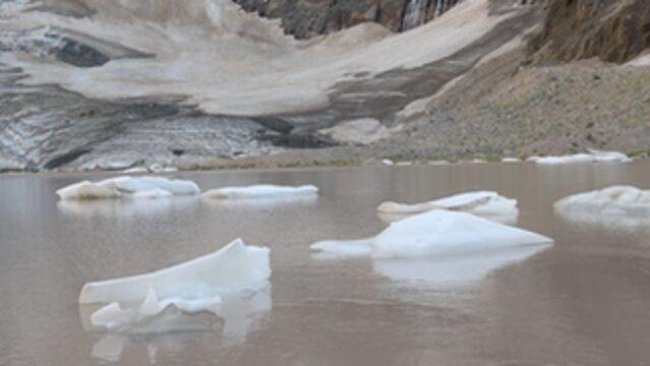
[231,0,460,39]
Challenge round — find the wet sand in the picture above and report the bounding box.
[1,162,650,365]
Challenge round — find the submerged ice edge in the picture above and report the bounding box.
[202,184,319,199]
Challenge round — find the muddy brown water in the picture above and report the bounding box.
[2,162,650,366]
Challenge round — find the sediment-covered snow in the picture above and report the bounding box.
[0,0,507,116]
[310,210,552,259]
[533,150,632,165]
[203,185,318,199]
[377,191,518,224]
[56,176,200,200]
[79,239,271,304]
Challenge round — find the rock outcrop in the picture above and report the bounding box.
[232,0,459,39]
[530,0,650,63]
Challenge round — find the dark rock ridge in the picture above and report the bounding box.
[232,0,459,39]
[530,0,650,63]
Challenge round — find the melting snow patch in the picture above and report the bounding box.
[56,176,200,200]
[202,185,318,199]
[377,191,518,224]
[310,210,552,259]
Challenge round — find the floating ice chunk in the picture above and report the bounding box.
[310,239,373,260]
[501,157,522,163]
[129,188,174,200]
[382,159,395,166]
[310,210,552,259]
[90,288,223,330]
[534,153,594,165]
[56,181,122,200]
[555,185,650,216]
[588,149,633,163]
[202,185,318,200]
[377,191,518,224]
[56,176,200,200]
[149,163,179,173]
[122,167,149,174]
[372,210,552,258]
[79,239,271,304]
[533,150,632,165]
[99,176,199,196]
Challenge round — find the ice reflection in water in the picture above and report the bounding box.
[373,245,549,286]
[81,286,272,364]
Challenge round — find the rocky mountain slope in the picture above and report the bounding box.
[0,0,649,172]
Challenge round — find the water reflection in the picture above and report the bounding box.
[57,197,200,218]
[201,195,318,209]
[81,286,272,364]
[373,245,550,287]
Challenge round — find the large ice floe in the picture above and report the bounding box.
[79,239,271,333]
[377,191,518,224]
[311,210,552,260]
[56,176,200,200]
[203,185,319,200]
[531,150,632,165]
[554,186,650,229]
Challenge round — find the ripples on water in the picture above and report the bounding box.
[1,163,650,365]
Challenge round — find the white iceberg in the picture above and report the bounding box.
[555,185,650,218]
[310,210,552,259]
[56,176,200,200]
[56,181,123,200]
[129,189,174,200]
[88,286,271,363]
[533,150,632,165]
[202,185,318,199]
[90,288,223,330]
[79,239,271,305]
[377,191,518,224]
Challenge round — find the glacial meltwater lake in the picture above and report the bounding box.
[2,162,650,366]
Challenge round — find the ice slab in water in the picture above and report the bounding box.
[377,191,518,224]
[88,286,271,362]
[57,176,200,200]
[91,288,223,330]
[501,157,522,163]
[310,210,552,259]
[202,185,318,199]
[79,239,271,304]
[554,186,650,229]
[533,150,632,165]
